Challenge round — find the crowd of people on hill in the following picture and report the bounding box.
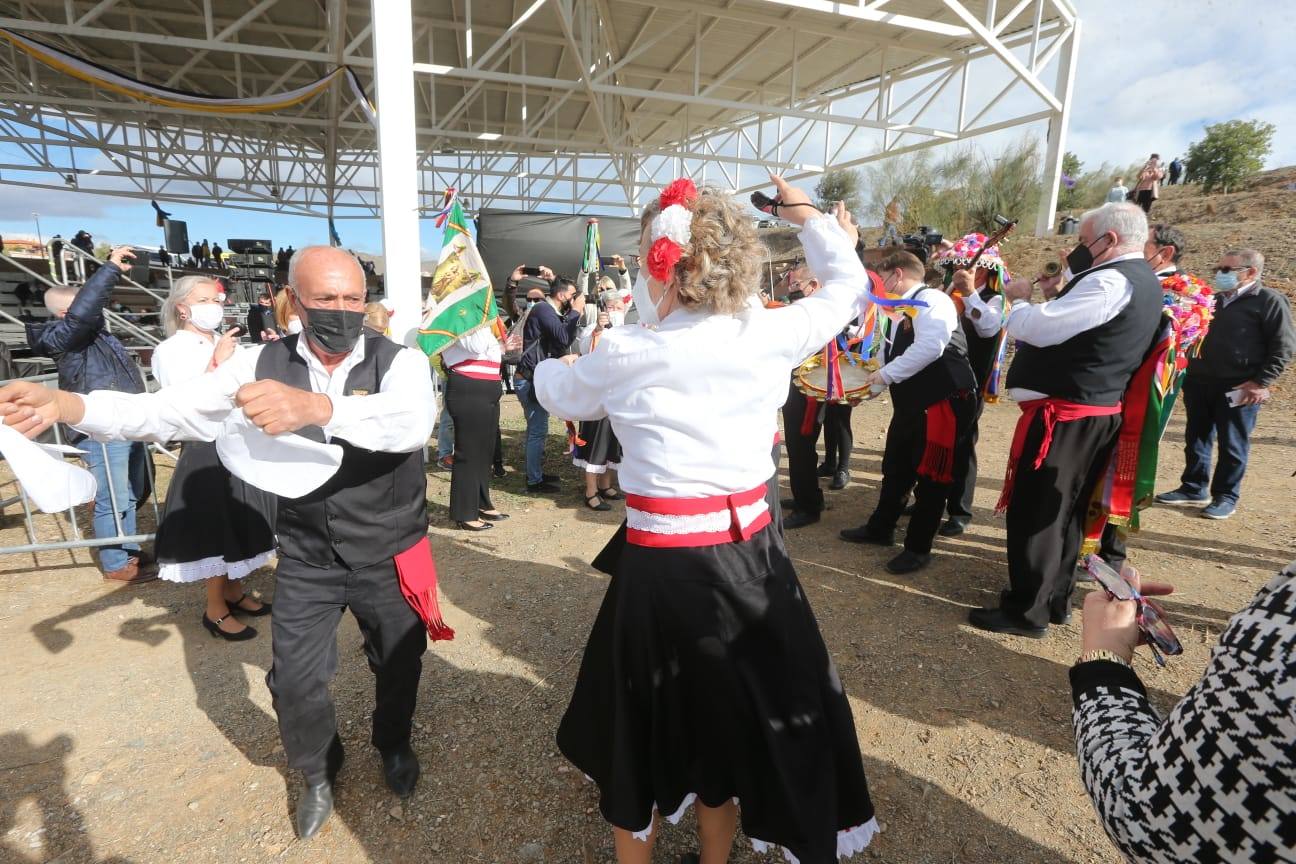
[3,170,1293,864]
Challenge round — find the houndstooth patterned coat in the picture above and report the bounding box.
[1070,563,1295,863]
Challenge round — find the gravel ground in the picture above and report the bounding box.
[1,393,1293,864]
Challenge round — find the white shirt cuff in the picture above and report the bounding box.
[73,392,116,438]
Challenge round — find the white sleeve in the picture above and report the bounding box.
[534,349,608,422]
[963,291,1005,338]
[880,290,958,385]
[323,346,437,453]
[764,215,869,363]
[577,322,598,355]
[77,346,258,443]
[1007,269,1133,347]
[619,270,631,292]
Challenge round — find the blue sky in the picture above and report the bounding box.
[3,0,1294,258]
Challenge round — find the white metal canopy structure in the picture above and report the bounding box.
[0,0,1079,336]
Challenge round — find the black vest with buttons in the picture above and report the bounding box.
[961,285,1004,390]
[1005,258,1164,406]
[254,334,428,569]
[885,289,977,414]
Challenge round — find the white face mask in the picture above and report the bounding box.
[608,310,626,328]
[631,272,671,328]
[287,318,304,334]
[187,302,224,332]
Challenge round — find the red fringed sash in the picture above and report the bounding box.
[918,400,956,484]
[394,536,455,641]
[995,398,1122,514]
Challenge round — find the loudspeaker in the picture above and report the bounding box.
[164,219,189,255]
[226,238,272,254]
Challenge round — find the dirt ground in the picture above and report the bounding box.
[1,388,1293,864]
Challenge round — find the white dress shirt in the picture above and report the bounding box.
[441,325,503,367]
[879,285,959,385]
[77,334,437,453]
[151,330,217,388]
[534,215,867,498]
[1006,252,1142,402]
[962,290,1006,338]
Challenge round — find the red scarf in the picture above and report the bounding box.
[918,400,957,484]
[994,398,1122,514]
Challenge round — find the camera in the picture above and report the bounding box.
[900,226,943,264]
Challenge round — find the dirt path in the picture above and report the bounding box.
[2,393,1293,864]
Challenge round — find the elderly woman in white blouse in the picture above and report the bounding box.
[151,276,276,641]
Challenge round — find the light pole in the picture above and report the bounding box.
[31,211,43,248]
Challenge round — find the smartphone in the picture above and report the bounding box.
[598,256,619,267]
[750,190,775,213]
[1226,388,1245,407]
[521,266,542,277]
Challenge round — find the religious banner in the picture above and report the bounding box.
[416,193,499,357]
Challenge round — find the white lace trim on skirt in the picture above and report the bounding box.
[571,457,620,475]
[158,549,275,584]
[630,795,877,862]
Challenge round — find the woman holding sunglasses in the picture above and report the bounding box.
[1071,560,1295,862]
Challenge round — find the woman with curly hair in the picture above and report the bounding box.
[536,176,877,864]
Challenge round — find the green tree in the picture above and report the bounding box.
[1185,119,1275,193]
[814,167,864,217]
[93,242,112,259]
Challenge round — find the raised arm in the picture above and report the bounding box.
[30,249,132,355]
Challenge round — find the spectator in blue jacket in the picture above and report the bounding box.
[513,268,584,493]
[26,246,155,584]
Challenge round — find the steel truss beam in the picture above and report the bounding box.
[0,1,1079,232]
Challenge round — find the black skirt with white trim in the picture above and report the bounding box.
[571,418,621,474]
[561,523,876,863]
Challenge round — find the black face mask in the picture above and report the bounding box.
[1067,235,1109,275]
[301,305,365,354]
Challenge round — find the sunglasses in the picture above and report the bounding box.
[1214,265,1251,274]
[1085,556,1183,667]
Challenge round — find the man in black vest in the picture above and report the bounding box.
[968,203,1163,637]
[839,251,977,574]
[937,236,1010,537]
[0,246,437,839]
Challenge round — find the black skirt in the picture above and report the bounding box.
[572,418,621,473]
[561,524,876,863]
[446,371,501,521]
[154,441,277,583]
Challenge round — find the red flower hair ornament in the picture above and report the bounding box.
[647,178,699,282]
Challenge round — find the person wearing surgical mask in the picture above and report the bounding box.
[151,275,276,641]
[1156,248,1294,520]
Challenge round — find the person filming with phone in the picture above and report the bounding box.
[510,264,584,494]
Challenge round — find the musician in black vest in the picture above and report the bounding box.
[968,203,1163,637]
[839,250,976,574]
[936,235,1010,537]
[0,246,438,838]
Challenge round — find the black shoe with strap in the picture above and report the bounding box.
[585,494,612,512]
[226,594,272,617]
[201,611,257,641]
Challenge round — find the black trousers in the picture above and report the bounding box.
[1003,413,1121,628]
[946,393,987,523]
[1098,522,1127,571]
[821,403,854,472]
[446,372,501,522]
[1135,189,1154,213]
[867,395,974,555]
[781,383,824,515]
[267,554,426,782]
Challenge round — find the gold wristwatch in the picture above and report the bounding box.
[1075,649,1132,668]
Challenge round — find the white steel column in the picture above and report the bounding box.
[370,0,422,344]
[1034,18,1079,236]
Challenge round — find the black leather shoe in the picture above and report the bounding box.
[885,550,930,574]
[829,469,849,491]
[479,511,510,522]
[456,520,494,531]
[816,462,835,478]
[542,473,560,483]
[1050,608,1073,626]
[381,744,420,798]
[493,464,506,478]
[780,497,797,511]
[937,518,967,537]
[295,779,334,839]
[839,525,895,546]
[783,511,821,529]
[967,607,1047,638]
[526,480,560,493]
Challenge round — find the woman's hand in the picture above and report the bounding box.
[768,174,822,227]
[1080,568,1174,663]
[596,311,610,331]
[210,326,242,368]
[832,201,859,247]
[107,246,136,269]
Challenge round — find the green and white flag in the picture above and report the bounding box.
[417,197,499,357]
